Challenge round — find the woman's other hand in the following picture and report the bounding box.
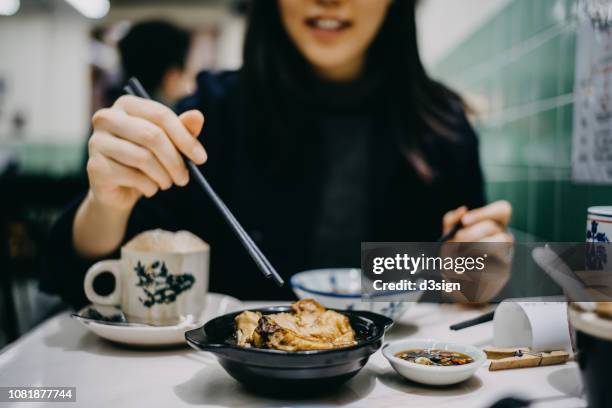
[86,95,207,211]
[442,201,513,243]
[440,201,514,303]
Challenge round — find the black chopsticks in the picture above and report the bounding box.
[437,220,463,242]
[124,77,284,287]
[449,310,495,330]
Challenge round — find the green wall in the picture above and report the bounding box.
[433,0,609,242]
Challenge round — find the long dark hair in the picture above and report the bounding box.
[242,0,463,180]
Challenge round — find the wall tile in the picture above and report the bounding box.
[434,0,612,241]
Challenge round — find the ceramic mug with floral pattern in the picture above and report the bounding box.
[586,207,612,271]
[84,229,209,325]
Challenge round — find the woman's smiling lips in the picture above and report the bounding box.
[304,16,353,40]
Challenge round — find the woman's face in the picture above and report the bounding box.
[278,0,392,82]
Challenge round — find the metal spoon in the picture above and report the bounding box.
[71,312,150,327]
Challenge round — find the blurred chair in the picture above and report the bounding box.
[0,155,80,347]
[1,201,19,346]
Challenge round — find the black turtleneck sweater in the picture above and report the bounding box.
[308,75,380,267]
[41,70,485,306]
[312,114,371,267]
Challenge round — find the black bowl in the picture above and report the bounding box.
[185,306,393,394]
[576,329,612,408]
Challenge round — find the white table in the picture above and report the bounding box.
[0,302,585,408]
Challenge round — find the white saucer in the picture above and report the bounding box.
[74,293,242,347]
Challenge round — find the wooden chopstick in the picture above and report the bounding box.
[484,347,570,371]
[124,77,284,287]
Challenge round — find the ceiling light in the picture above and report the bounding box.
[64,0,110,19]
[0,0,20,16]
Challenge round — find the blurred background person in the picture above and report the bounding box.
[115,20,195,107]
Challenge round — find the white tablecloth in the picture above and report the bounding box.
[0,302,585,408]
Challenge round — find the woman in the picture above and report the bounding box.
[42,0,512,306]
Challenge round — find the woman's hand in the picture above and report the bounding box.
[86,95,207,211]
[442,201,513,242]
[440,201,514,303]
[73,96,206,258]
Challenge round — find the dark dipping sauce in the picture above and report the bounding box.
[395,349,474,366]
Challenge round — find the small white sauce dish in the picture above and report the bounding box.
[382,339,486,386]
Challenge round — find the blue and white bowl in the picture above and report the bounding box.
[290,268,421,322]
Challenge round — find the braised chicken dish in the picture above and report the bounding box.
[234,299,356,351]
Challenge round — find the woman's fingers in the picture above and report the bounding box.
[461,200,512,227]
[478,232,514,243]
[86,101,206,211]
[114,95,207,164]
[92,108,188,186]
[179,110,205,137]
[89,131,173,191]
[442,205,468,235]
[88,154,159,198]
[453,219,504,242]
